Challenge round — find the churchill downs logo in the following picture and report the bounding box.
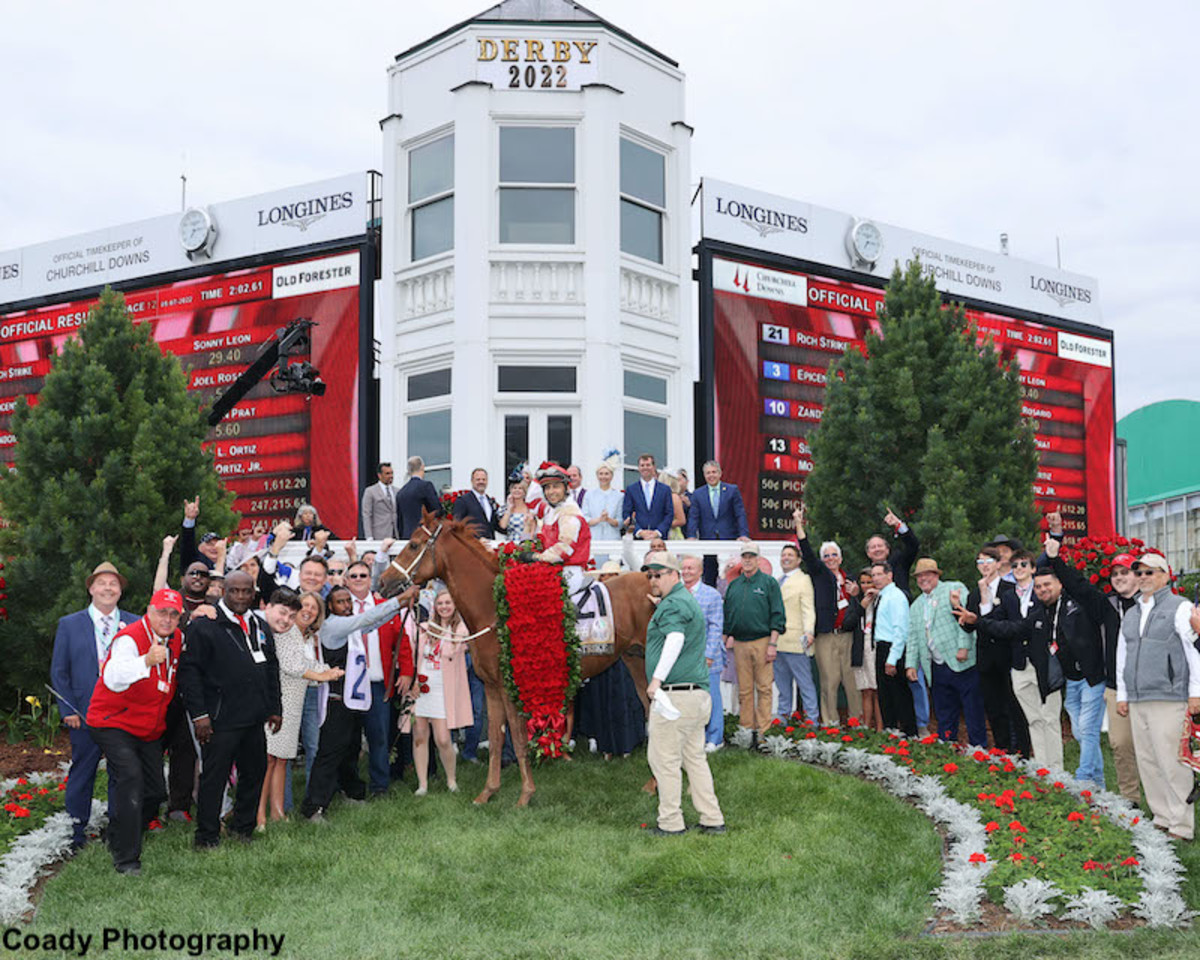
[1029,274,1093,308]
[257,191,354,232]
[714,196,808,239]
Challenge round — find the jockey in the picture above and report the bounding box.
[534,462,592,593]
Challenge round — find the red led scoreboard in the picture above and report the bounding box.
[0,248,367,536]
[700,250,1116,540]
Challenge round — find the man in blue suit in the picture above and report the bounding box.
[686,460,750,585]
[49,561,138,850]
[396,455,442,538]
[622,453,673,540]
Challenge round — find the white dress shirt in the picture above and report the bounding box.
[88,604,118,667]
[353,593,384,682]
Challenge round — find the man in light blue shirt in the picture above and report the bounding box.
[682,555,726,752]
[871,561,917,734]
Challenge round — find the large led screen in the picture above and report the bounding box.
[0,249,363,536]
[708,254,1115,540]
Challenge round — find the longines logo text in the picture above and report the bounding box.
[257,191,354,231]
[1029,274,1092,308]
[715,196,808,239]
[0,263,17,281]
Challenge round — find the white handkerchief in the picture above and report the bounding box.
[652,690,681,721]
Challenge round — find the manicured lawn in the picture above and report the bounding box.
[26,745,1200,960]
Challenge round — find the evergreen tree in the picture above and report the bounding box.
[804,259,1038,582]
[0,288,235,696]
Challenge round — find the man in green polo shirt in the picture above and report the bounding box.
[643,551,726,837]
[723,543,786,737]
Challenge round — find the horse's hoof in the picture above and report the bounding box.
[516,793,534,808]
[473,792,493,805]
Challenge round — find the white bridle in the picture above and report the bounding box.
[388,522,443,590]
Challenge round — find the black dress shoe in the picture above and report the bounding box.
[696,823,727,835]
[646,826,686,837]
[115,864,142,876]
[194,840,219,851]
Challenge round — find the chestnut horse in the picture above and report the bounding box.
[380,511,655,807]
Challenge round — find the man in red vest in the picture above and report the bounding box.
[85,588,185,876]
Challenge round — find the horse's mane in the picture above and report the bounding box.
[438,516,501,571]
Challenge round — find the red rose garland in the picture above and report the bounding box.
[1057,535,1151,595]
[493,559,581,761]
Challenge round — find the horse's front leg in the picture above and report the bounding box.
[474,684,507,805]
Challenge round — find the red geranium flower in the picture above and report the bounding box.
[1010,852,1026,862]
[784,726,795,734]
[1120,857,1139,867]
[846,717,860,728]
[1036,768,1049,777]
[919,734,938,745]
[419,683,430,694]
[1053,782,1064,790]
[1020,791,1034,800]
[1009,821,1028,833]
[1067,812,1085,822]
[771,718,782,726]
[968,852,987,863]
[985,821,1000,833]
[1080,790,1092,800]
[943,763,958,774]
[1082,860,1101,871]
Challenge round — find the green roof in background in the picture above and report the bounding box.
[1117,400,1200,505]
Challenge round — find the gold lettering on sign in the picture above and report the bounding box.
[478,38,498,61]
[525,39,545,61]
[501,39,519,61]
[572,40,597,63]
[552,40,571,62]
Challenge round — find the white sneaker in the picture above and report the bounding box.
[588,738,598,753]
[414,786,428,797]
[704,742,722,753]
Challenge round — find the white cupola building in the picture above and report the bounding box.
[379,0,693,492]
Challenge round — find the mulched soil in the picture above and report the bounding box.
[0,732,71,778]
[928,900,1144,936]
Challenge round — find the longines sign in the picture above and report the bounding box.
[701,178,1101,325]
[0,173,369,307]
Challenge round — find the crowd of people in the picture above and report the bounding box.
[47,453,1200,872]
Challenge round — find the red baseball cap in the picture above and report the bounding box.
[1110,554,1136,570]
[149,588,184,612]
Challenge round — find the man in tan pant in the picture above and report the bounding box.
[722,544,786,736]
[642,551,725,836]
[1116,554,1200,840]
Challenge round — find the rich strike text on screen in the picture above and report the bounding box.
[709,256,1115,540]
[0,251,362,536]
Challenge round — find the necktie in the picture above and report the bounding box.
[99,615,113,667]
[709,485,720,515]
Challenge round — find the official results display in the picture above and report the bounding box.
[0,249,364,536]
[705,253,1116,540]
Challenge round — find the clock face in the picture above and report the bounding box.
[853,221,883,263]
[180,209,211,252]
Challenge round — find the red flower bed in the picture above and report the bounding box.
[493,562,581,760]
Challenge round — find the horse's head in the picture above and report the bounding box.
[378,509,445,598]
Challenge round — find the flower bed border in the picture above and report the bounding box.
[0,766,105,924]
[749,728,1193,931]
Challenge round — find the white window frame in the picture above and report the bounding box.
[495,121,579,248]
[618,132,668,266]
[406,127,455,263]
[621,361,672,484]
[402,356,453,488]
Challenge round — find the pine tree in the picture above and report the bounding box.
[804,259,1039,582]
[0,288,236,696]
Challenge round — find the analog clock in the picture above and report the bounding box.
[179,208,216,258]
[847,219,883,266]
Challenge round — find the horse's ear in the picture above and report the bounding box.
[421,506,436,524]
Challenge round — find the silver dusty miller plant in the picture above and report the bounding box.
[1002,878,1062,925]
[1060,887,1124,930]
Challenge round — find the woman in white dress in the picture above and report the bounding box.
[411,590,472,795]
[582,463,624,564]
[257,591,343,828]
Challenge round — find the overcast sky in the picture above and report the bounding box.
[2,0,1194,419]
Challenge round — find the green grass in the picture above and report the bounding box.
[24,745,1200,960]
